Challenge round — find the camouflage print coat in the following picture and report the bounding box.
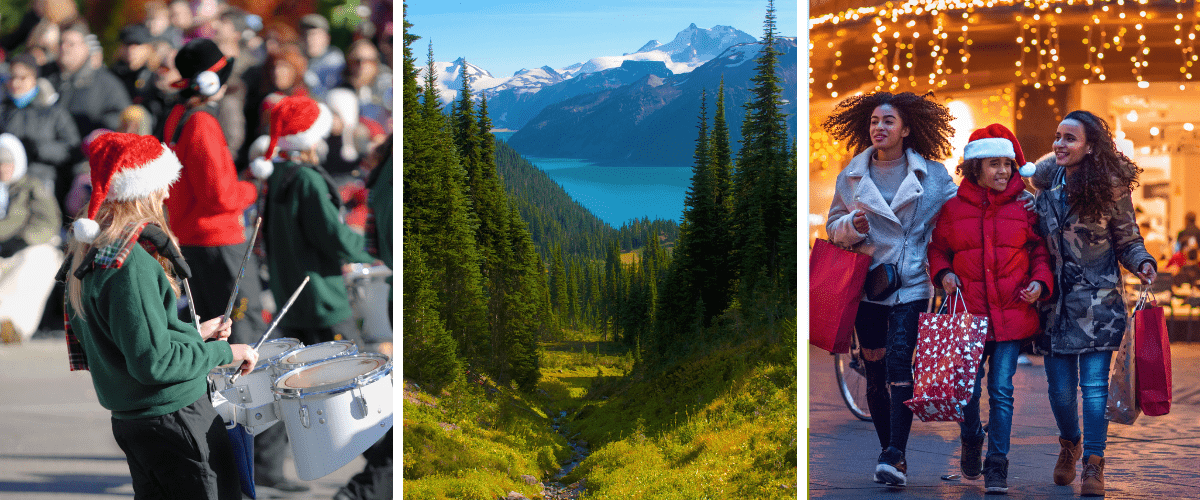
[1030,164,1155,355]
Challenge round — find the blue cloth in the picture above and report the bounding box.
[226,424,257,499]
[10,86,36,109]
[1045,350,1113,459]
[960,340,1022,459]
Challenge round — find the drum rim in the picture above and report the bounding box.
[273,353,392,398]
[280,340,358,367]
[213,338,303,375]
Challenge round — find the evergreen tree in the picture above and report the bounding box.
[707,78,736,317]
[567,259,581,329]
[551,244,568,324]
[400,12,462,390]
[406,39,488,367]
[731,0,790,308]
[403,220,462,390]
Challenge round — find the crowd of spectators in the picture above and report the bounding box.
[0,0,393,344]
[0,2,392,498]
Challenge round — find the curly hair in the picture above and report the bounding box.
[954,157,1015,186]
[821,91,956,160]
[1060,110,1142,221]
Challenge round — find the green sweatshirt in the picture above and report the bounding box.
[70,244,233,419]
[264,161,373,329]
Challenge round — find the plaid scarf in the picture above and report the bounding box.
[65,222,157,371]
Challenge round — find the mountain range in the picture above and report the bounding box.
[422,24,758,131]
[507,37,798,167]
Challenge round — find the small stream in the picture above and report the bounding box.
[542,410,591,500]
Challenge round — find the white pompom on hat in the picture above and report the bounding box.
[963,123,1037,177]
[253,95,333,181]
[73,133,182,243]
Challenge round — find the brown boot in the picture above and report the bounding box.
[1053,436,1082,485]
[1081,455,1105,497]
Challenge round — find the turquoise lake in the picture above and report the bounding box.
[495,133,693,227]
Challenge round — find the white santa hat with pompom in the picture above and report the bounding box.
[963,123,1038,178]
[250,95,333,180]
[73,133,182,243]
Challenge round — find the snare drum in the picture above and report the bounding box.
[273,353,393,480]
[211,337,303,405]
[345,264,392,343]
[276,340,358,375]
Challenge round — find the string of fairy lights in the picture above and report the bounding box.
[809,0,1200,100]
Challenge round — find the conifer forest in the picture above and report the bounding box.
[403,1,798,497]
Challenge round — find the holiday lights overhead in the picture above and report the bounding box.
[812,0,1200,101]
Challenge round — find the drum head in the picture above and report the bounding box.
[283,341,357,365]
[278,356,383,392]
[259,338,302,362]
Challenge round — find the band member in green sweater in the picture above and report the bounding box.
[251,95,373,347]
[64,132,259,500]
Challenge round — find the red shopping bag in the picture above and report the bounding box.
[905,292,988,422]
[809,239,871,354]
[1134,299,1172,416]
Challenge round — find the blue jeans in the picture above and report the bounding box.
[959,340,1020,459]
[1044,350,1114,459]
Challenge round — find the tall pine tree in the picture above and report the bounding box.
[731,0,790,309]
[405,38,488,369]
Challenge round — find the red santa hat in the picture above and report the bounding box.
[73,133,182,243]
[251,95,333,179]
[963,123,1037,177]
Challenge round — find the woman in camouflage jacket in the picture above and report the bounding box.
[1029,110,1156,496]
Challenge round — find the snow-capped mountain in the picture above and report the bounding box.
[561,24,756,78]
[485,66,566,96]
[418,24,758,129]
[425,57,509,104]
[634,23,757,65]
[507,37,799,167]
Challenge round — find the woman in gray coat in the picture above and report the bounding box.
[822,92,958,487]
[1029,110,1155,497]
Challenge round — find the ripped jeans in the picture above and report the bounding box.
[855,299,930,455]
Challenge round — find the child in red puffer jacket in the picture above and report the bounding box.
[927,123,1054,495]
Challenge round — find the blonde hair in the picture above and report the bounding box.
[66,190,181,319]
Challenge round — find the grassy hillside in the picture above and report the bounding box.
[559,326,797,499]
[402,376,570,499]
[403,323,797,499]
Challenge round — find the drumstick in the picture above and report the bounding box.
[182,278,202,334]
[221,217,262,324]
[231,276,310,383]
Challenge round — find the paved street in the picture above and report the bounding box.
[808,343,1200,499]
[0,338,365,500]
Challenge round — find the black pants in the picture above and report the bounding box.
[111,396,241,500]
[180,242,280,481]
[855,299,929,455]
[180,242,268,346]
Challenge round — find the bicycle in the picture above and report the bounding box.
[833,330,871,421]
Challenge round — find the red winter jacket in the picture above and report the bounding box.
[163,104,258,247]
[927,173,1054,342]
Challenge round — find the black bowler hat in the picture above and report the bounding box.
[172,38,235,96]
[119,24,152,45]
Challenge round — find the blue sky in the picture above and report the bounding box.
[404,0,799,79]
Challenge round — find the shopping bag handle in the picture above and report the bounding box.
[937,290,969,315]
[1133,284,1152,312]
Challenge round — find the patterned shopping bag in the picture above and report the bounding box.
[905,292,989,422]
[1105,289,1144,425]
